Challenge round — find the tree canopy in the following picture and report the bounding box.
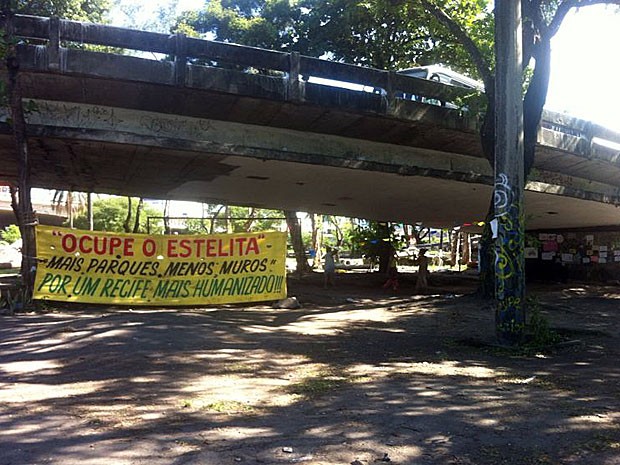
[11,0,111,22]
[0,224,20,244]
[174,0,490,74]
[72,196,163,233]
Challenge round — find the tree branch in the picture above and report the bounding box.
[521,0,543,69]
[9,185,21,226]
[133,197,143,233]
[420,0,493,96]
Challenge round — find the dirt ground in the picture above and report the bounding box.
[1,271,620,465]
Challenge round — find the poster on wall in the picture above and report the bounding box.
[34,226,288,306]
[542,241,559,252]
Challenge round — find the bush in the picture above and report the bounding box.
[0,225,21,244]
[525,296,561,350]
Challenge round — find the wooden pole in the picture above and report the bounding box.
[494,1,525,345]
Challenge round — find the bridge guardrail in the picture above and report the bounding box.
[11,14,172,54]
[541,109,620,160]
[5,14,477,105]
[4,14,620,155]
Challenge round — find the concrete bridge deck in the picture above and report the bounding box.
[1,14,619,230]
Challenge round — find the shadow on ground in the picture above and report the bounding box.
[1,272,619,464]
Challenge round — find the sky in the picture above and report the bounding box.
[546,4,620,132]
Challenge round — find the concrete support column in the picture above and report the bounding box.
[174,33,187,87]
[494,1,525,345]
[288,52,302,102]
[47,17,60,71]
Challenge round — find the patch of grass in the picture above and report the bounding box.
[288,372,348,398]
[349,374,374,384]
[486,297,563,357]
[203,400,254,413]
[180,399,194,409]
[523,296,561,351]
[180,398,255,414]
[219,362,256,374]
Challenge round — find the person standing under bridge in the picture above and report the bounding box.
[415,249,429,293]
[382,246,399,292]
[323,246,336,288]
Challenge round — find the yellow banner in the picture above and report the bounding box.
[34,226,287,306]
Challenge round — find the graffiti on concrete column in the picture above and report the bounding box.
[494,173,512,212]
[494,172,525,337]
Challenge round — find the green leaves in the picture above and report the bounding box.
[72,196,163,233]
[174,0,494,75]
[0,224,21,244]
[12,0,111,23]
[176,0,308,51]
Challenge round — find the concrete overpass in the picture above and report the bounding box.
[1,14,619,230]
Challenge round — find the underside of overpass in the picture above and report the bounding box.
[1,114,618,230]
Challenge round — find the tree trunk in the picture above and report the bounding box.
[123,197,133,233]
[477,104,497,297]
[243,208,256,232]
[164,200,171,234]
[285,210,311,276]
[478,199,496,297]
[450,229,458,266]
[377,222,391,274]
[412,226,421,245]
[461,231,471,265]
[311,214,323,269]
[402,224,412,247]
[87,192,94,230]
[224,206,231,233]
[523,39,550,177]
[210,205,225,234]
[67,191,74,228]
[133,197,144,233]
[200,203,208,232]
